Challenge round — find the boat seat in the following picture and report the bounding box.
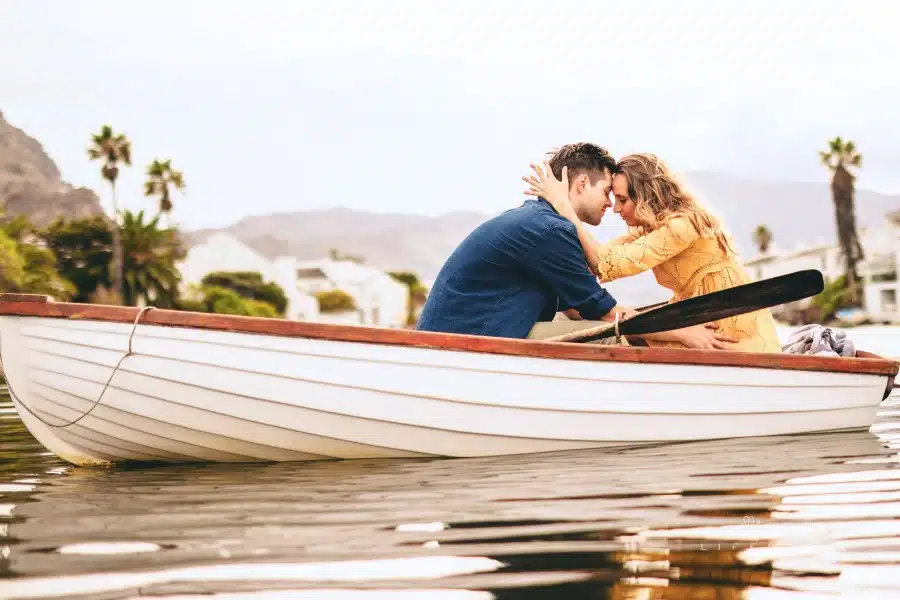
[527,318,630,345]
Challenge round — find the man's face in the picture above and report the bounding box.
[571,170,613,226]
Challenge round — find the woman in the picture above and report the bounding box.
[523,152,781,353]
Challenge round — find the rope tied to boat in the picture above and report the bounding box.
[3,306,156,428]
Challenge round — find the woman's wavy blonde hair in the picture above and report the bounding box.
[615,153,736,255]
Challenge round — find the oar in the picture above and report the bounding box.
[546,269,825,344]
[635,301,667,312]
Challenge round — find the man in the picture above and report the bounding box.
[416,142,735,349]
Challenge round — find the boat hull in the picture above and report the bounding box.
[1,310,894,467]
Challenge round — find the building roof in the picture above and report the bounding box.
[296,267,328,279]
[295,258,388,286]
[744,243,835,266]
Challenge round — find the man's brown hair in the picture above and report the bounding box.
[547,142,617,189]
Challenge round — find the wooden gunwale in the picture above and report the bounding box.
[0,294,896,377]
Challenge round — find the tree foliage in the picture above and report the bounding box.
[0,216,76,299]
[200,271,287,315]
[39,216,113,302]
[35,211,185,307]
[145,158,186,217]
[315,289,356,313]
[812,275,853,322]
[179,285,278,318]
[753,225,772,253]
[87,124,132,299]
[119,210,185,307]
[820,136,864,305]
[388,270,428,325]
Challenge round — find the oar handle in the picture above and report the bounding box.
[542,301,664,343]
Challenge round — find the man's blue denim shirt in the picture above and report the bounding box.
[416,198,618,338]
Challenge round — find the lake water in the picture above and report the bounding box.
[2,386,900,599]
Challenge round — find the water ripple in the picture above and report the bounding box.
[2,389,899,598]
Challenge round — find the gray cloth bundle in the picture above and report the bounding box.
[782,324,856,357]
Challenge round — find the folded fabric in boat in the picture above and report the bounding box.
[782,323,856,357]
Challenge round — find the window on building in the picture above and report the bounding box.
[880,289,897,313]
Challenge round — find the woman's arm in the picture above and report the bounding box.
[522,161,638,276]
[637,325,738,350]
[571,221,606,276]
[594,217,699,282]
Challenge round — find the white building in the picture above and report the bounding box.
[859,212,900,321]
[178,232,408,327]
[744,212,900,323]
[178,232,320,321]
[744,241,841,282]
[288,257,409,327]
[179,232,276,287]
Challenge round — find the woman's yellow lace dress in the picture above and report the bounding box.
[594,217,782,353]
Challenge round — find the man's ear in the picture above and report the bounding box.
[575,173,588,193]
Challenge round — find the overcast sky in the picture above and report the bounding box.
[2,0,898,231]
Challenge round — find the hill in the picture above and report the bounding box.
[0,110,104,227]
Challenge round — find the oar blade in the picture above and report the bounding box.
[577,269,824,343]
[623,269,824,337]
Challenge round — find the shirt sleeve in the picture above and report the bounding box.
[524,222,618,320]
[595,217,699,282]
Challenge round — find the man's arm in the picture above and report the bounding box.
[522,222,620,320]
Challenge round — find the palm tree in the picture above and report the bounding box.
[119,209,186,308]
[144,159,186,226]
[819,137,864,305]
[87,125,132,302]
[753,225,773,254]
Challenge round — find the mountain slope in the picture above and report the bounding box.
[0,110,104,227]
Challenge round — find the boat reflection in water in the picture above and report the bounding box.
[2,396,898,599]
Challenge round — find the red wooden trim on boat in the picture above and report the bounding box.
[0,294,896,376]
[0,294,52,303]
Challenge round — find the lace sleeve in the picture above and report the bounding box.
[595,218,698,282]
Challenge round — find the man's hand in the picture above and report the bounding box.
[673,324,739,350]
[600,305,639,323]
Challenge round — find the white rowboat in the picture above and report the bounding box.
[1,294,896,467]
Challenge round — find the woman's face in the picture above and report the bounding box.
[612,173,637,227]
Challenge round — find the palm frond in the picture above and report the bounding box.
[146,159,165,177]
